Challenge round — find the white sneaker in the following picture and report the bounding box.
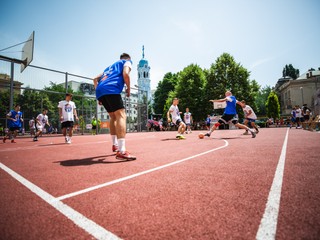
[67,137,72,144]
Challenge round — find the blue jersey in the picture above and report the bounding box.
[224,96,237,115]
[95,60,131,99]
[7,110,23,128]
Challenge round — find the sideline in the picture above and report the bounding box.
[256,128,289,240]
[57,140,229,201]
[0,162,120,240]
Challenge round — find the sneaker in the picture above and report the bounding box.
[67,138,72,144]
[176,134,181,139]
[251,131,256,138]
[185,131,188,134]
[255,130,259,134]
[3,137,6,143]
[112,145,119,152]
[116,151,136,160]
[204,132,211,137]
[65,137,68,143]
[177,135,186,140]
[11,139,16,143]
[243,131,250,135]
[33,137,38,142]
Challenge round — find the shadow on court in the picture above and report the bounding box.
[53,154,136,166]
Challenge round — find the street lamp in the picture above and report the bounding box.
[300,87,304,105]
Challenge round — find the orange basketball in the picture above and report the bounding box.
[198,133,204,139]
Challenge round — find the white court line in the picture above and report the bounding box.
[0,163,120,240]
[57,140,229,201]
[256,128,289,240]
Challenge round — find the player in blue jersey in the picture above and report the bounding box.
[3,104,24,143]
[93,53,136,160]
[205,91,256,138]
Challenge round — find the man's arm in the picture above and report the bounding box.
[123,66,131,97]
[93,74,102,89]
[73,108,79,121]
[209,98,227,103]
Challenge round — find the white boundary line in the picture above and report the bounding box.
[0,163,121,240]
[256,128,289,240]
[57,140,229,201]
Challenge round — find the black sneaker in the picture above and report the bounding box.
[33,137,38,142]
[204,132,211,137]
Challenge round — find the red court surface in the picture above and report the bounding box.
[1,128,320,240]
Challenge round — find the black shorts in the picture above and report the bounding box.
[9,127,20,132]
[98,94,124,113]
[61,121,74,129]
[219,114,238,124]
[92,125,97,130]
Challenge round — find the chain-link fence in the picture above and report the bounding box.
[0,58,147,135]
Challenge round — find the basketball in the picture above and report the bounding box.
[198,133,204,139]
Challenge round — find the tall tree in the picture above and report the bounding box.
[282,64,299,79]
[255,85,272,116]
[153,72,177,117]
[265,91,280,119]
[171,64,206,121]
[205,53,254,117]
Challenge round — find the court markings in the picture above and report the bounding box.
[0,162,120,240]
[0,139,228,239]
[57,140,229,200]
[256,128,289,240]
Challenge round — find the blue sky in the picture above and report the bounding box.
[1,0,319,90]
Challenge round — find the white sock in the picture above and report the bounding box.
[118,138,125,153]
[111,135,118,146]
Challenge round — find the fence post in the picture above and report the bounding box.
[10,61,14,110]
[65,72,68,93]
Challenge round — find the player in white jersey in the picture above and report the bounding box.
[240,100,259,134]
[167,98,186,139]
[58,93,79,144]
[33,109,50,141]
[184,108,192,134]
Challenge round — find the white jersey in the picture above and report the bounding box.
[184,112,192,124]
[169,104,182,124]
[58,100,76,122]
[36,113,49,127]
[243,105,257,120]
[295,108,302,118]
[29,119,35,128]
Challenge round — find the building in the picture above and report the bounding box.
[137,46,151,102]
[275,69,320,115]
[0,73,23,94]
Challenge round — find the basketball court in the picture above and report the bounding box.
[1,128,319,239]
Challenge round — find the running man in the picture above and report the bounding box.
[167,98,186,139]
[184,107,192,134]
[33,109,50,141]
[58,93,79,144]
[240,100,259,135]
[3,104,23,143]
[93,53,136,160]
[205,91,256,138]
[29,117,36,137]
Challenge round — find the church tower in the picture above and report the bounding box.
[137,45,151,102]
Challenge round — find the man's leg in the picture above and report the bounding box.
[109,112,119,152]
[235,123,256,138]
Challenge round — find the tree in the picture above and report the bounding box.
[170,64,206,121]
[153,72,178,117]
[255,85,272,116]
[265,91,280,119]
[205,53,255,117]
[282,64,299,79]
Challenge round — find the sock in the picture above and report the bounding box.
[111,135,118,146]
[118,138,125,153]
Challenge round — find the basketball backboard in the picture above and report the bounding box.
[20,31,35,72]
[213,101,226,109]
